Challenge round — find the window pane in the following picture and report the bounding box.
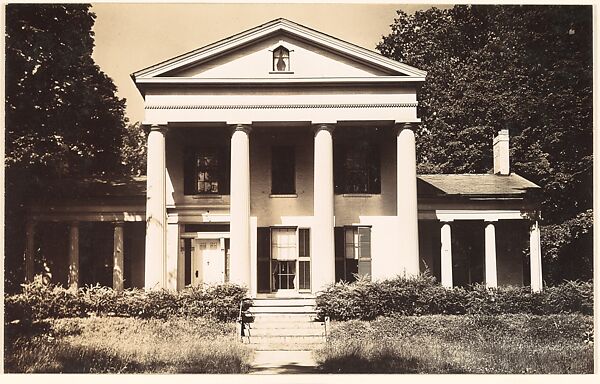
[359,227,371,259]
[299,261,310,290]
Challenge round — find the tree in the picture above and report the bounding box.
[5,4,129,289]
[378,5,593,283]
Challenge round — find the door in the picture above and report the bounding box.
[192,238,224,285]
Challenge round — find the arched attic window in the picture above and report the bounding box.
[273,46,290,72]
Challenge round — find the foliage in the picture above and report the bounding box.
[5,278,250,324]
[4,4,131,290]
[315,274,593,320]
[377,5,593,284]
[4,317,253,373]
[120,122,148,177]
[315,313,593,373]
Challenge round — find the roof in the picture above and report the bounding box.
[132,18,426,80]
[417,173,540,197]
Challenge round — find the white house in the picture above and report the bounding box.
[24,19,543,296]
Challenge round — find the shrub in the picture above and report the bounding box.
[316,273,593,320]
[5,276,249,323]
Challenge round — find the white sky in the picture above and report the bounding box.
[90,3,447,123]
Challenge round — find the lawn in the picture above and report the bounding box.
[315,314,594,374]
[4,316,254,373]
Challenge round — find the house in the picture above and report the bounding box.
[23,18,543,296]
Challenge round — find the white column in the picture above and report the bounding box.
[68,221,79,290]
[397,123,420,276]
[313,124,335,291]
[25,220,36,283]
[440,221,453,288]
[484,221,498,288]
[166,215,180,290]
[145,124,167,290]
[113,221,124,291]
[229,124,251,288]
[530,220,543,292]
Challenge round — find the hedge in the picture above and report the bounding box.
[315,273,593,320]
[4,276,250,324]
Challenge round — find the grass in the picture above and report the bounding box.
[4,316,254,373]
[315,314,594,374]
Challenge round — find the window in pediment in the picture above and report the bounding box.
[273,46,290,72]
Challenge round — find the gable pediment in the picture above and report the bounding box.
[133,18,426,81]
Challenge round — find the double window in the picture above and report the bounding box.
[184,146,229,195]
[335,138,381,194]
[266,227,311,291]
[335,226,372,282]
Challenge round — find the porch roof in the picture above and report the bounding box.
[417,173,540,197]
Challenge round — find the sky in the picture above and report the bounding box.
[91,3,447,124]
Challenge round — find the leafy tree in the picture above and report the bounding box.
[120,122,148,177]
[378,5,593,283]
[4,4,130,290]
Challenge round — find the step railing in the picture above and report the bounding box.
[236,297,251,342]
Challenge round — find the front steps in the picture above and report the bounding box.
[242,297,326,350]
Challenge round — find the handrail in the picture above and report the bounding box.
[236,297,249,341]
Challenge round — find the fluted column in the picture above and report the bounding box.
[313,124,335,291]
[229,124,251,288]
[397,123,420,276]
[530,220,543,292]
[113,221,124,291]
[24,220,36,283]
[68,221,80,290]
[145,124,167,289]
[484,221,498,288]
[440,221,453,288]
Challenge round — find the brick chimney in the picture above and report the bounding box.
[493,129,510,175]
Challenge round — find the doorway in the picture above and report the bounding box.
[191,238,226,285]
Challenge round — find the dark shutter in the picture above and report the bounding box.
[220,145,230,195]
[257,227,271,293]
[183,148,196,195]
[334,227,345,282]
[368,143,381,194]
[334,140,345,194]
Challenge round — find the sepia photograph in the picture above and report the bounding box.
[3,1,595,376]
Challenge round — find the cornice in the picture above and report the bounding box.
[145,103,418,110]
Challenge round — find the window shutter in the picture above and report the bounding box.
[183,148,196,195]
[334,227,345,282]
[257,227,271,293]
[368,143,381,194]
[334,141,345,194]
[221,146,230,195]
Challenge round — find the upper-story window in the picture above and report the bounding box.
[184,146,229,195]
[271,145,295,194]
[334,138,381,194]
[273,46,290,72]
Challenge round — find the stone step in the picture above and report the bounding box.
[247,306,316,314]
[247,314,318,322]
[245,327,325,337]
[245,321,325,329]
[243,335,325,345]
[247,343,325,351]
[251,298,317,307]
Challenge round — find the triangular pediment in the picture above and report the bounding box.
[133,18,426,80]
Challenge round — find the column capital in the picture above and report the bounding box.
[440,219,454,223]
[230,124,252,135]
[312,123,335,135]
[113,220,125,227]
[395,121,418,135]
[484,219,498,223]
[149,124,168,133]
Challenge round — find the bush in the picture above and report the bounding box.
[5,276,250,323]
[316,273,593,320]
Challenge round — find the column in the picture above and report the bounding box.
[529,220,543,292]
[113,221,124,291]
[68,221,80,290]
[145,124,167,289]
[229,124,251,288]
[24,220,36,283]
[440,221,453,288]
[484,220,498,288]
[313,124,335,291]
[397,123,420,276]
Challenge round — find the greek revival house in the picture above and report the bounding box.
[24,19,543,296]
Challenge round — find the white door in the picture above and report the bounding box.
[192,239,225,285]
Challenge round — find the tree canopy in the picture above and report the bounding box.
[378,5,593,282]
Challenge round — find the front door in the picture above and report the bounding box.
[192,238,224,285]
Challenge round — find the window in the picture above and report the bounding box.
[335,139,380,194]
[271,146,295,194]
[273,46,290,72]
[335,226,371,282]
[268,227,311,291]
[184,146,229,195]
